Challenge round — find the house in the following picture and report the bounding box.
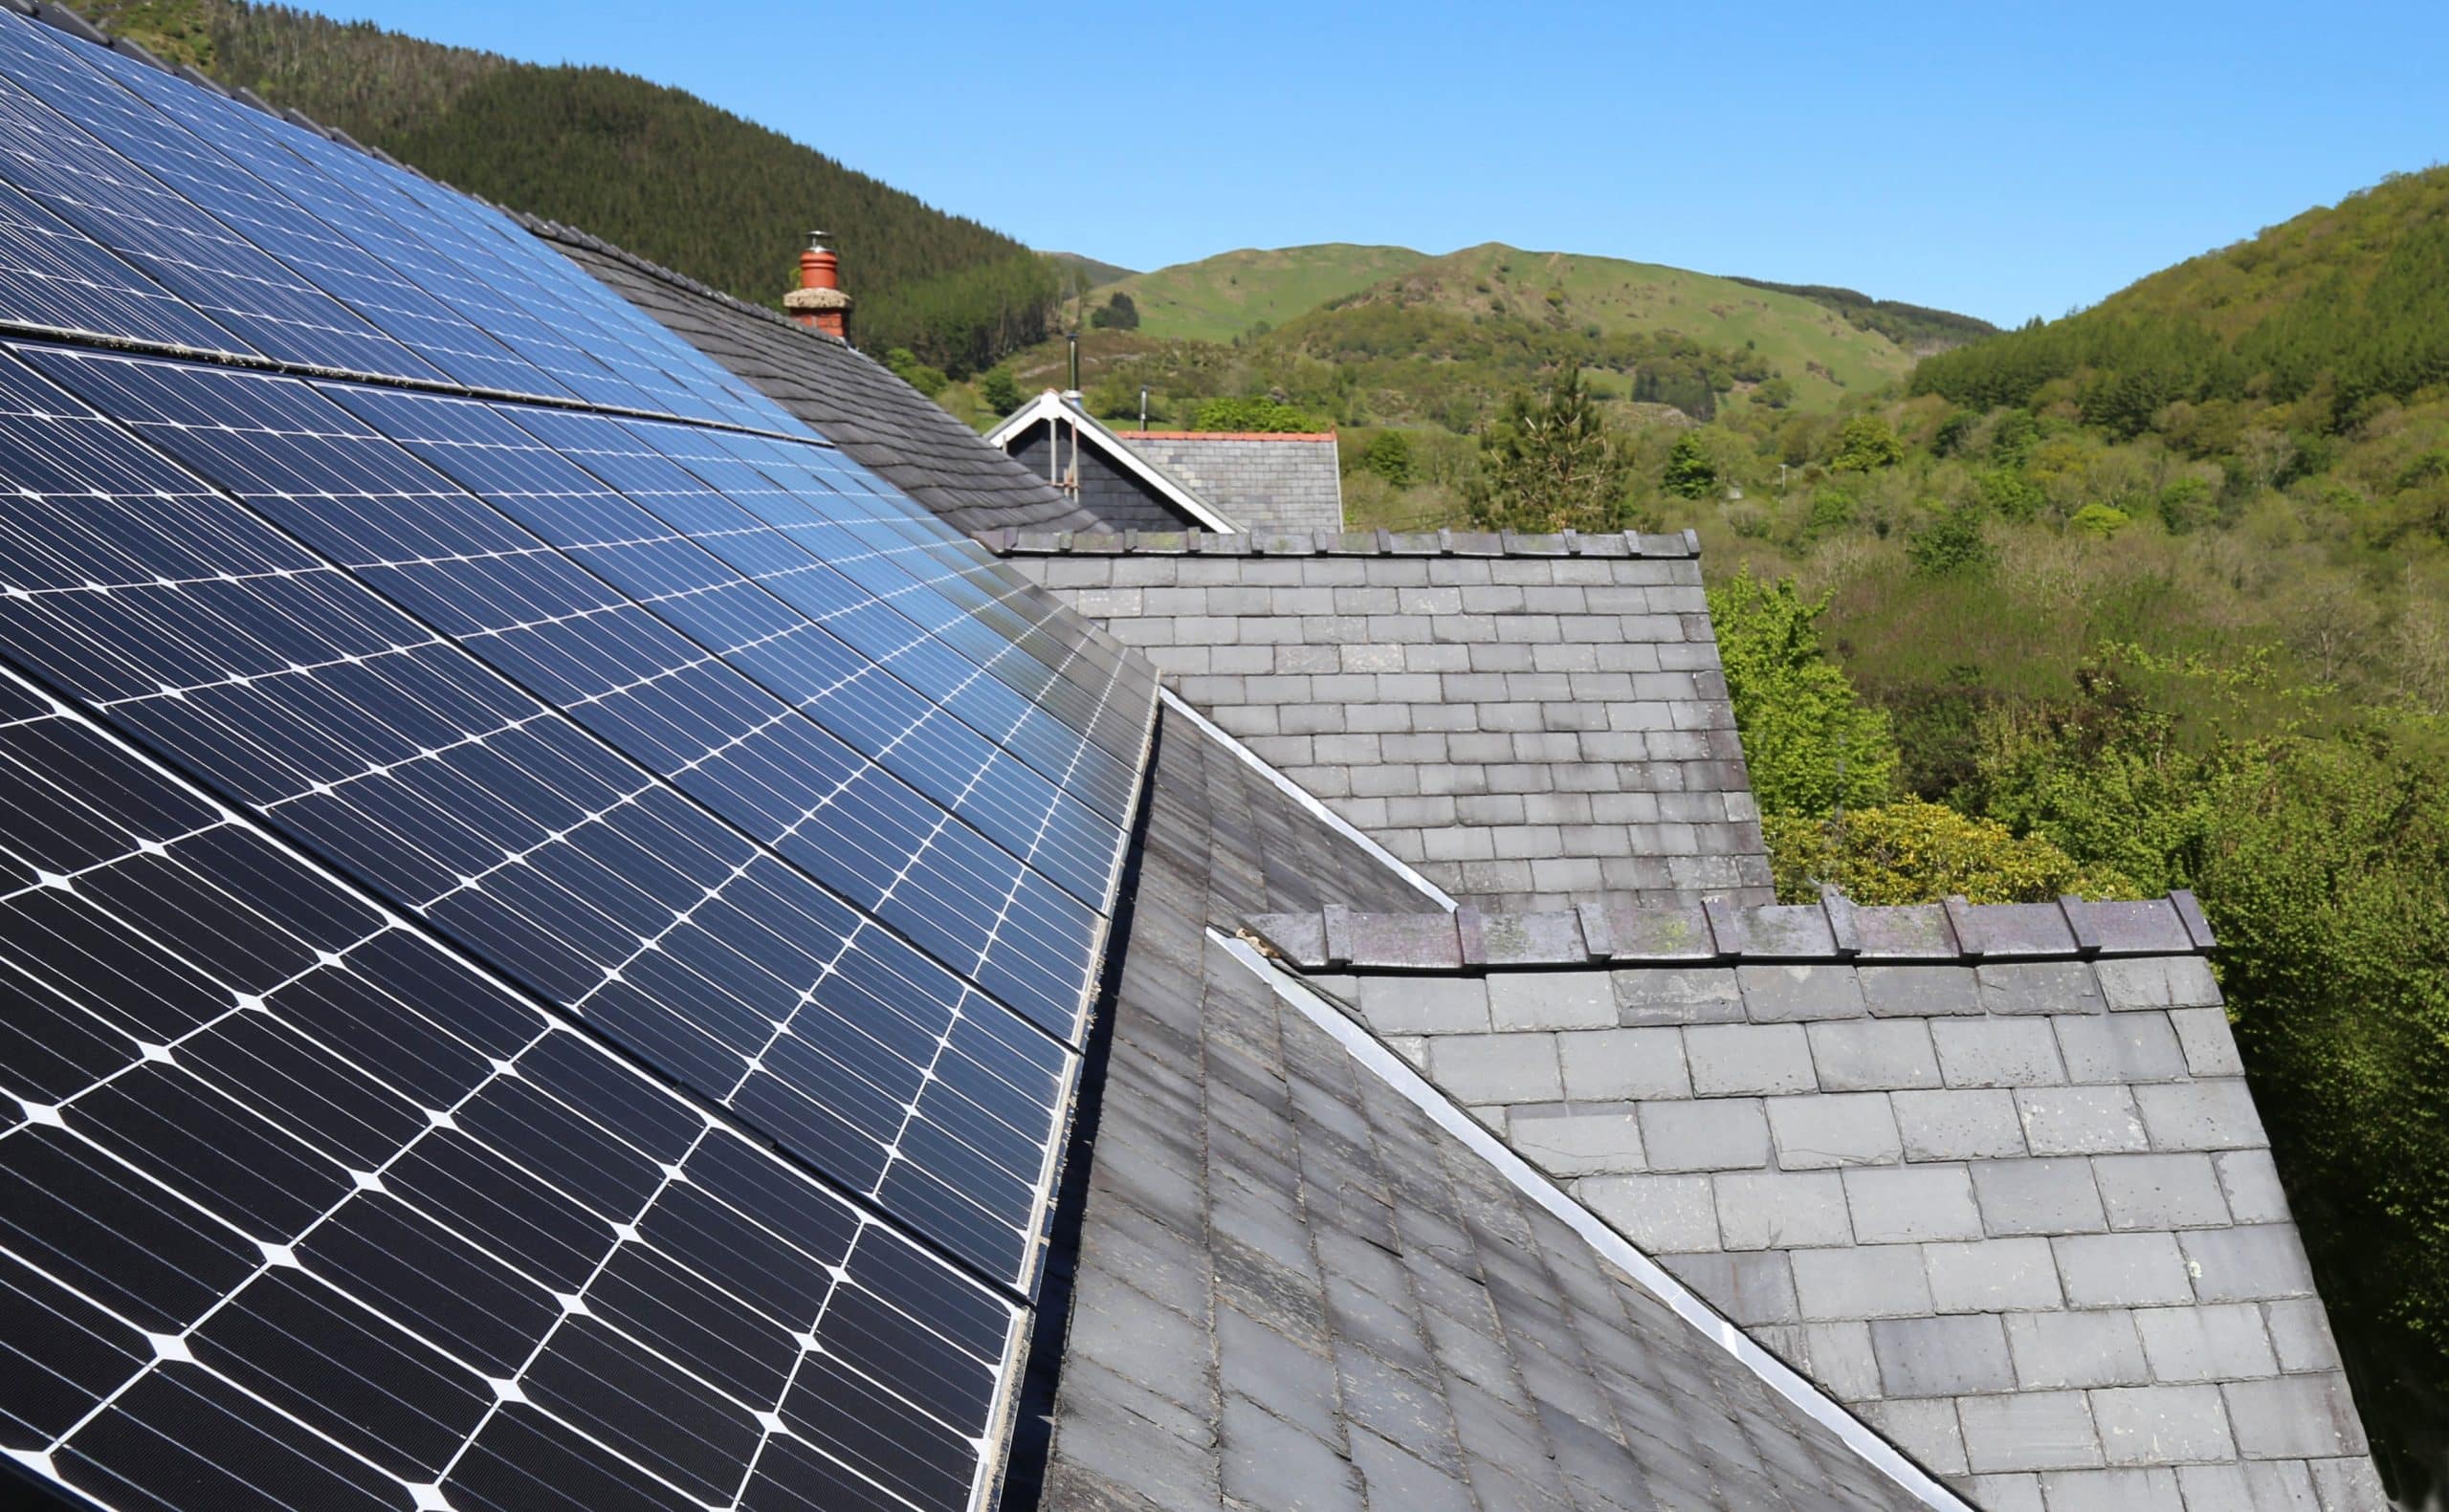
[984,388,1345,535]
[0,5,2387,1511]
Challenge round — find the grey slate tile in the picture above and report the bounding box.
[1959,1390,2105,1473]
[2221,1373,2368,1458]
[1895,1088,2028,1162]
[1685,1022,1818,1096]
[2179,1225,2319,1304]
[1558,1027,1693,1102]
[1969,1159,2106,1228]
[1843,1165,1985,1244]
[1639,1098,1770,1172]
[2134,1081,2269,1151]
[2131,1304,2280,1385]
[1738,963,1868,1021]
[2038,1466,2186,1510]
[2007,1308,2151,1390]
[2263,1299,2346,1373]
[1791,1246,1935,1321]
[1871,1313,2016,1396]
[1924,1237,2066,1314]
[2055,1233,2196,1309]
[1768,1092,1904,1170]
[1933,1019,2067,1088]
[1807,1019,1944,1091]
[1713,1170,1854,1251]
[2093,1153,2234,1231]
[2018,1085,2151,1155]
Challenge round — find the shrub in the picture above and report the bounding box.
[1357,429,1416,487]
[977,367,1022,414]
[1764,799,2139,905]
[1708,571,1900,817]
[1907,500,1995,576]
[1830,413,1907,471]
[2069,502,2132,537]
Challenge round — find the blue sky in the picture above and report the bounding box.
[322,1,2443,327]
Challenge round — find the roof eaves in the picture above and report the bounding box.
[1208,928,1978,1512]
[986,523,1705,560]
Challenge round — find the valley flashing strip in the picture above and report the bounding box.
[1211,930,1978,1512]
[1159,687,1457,911]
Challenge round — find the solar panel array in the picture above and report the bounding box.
[0,10,1158,1511]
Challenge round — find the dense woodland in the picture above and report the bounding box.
[1727,276,1998,354]
[78,0,1063,367]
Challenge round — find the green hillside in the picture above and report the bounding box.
[1045,251,1136,291]
[1725,276,1997,354]
[1311,243,1921,410]
[1912,165,2449,434]
[1102,244,1432,341]
[72,0,1059,371]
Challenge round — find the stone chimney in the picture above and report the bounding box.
[784,230,850,340]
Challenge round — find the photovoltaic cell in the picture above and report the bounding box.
[0,682,1023,1512]
[0,343,1081,1285]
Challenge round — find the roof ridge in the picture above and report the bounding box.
[1116,429,1340,442]
[985,523,1706,559]
[1247,887,2215,971]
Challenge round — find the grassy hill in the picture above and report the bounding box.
[1312,243,1922,410]
[1101,244,1432,342]
[1045,251,1136,292]
[70,0,1059,371]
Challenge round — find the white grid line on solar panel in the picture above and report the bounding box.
[319,385,1125,909]
[0,20,570,405]
[0,695,1019,1512]
[503,406,1145,828]
[37,353,1108,1044]
[0,26,443,380]
[0,347,1080,1282]
[14,13,794,434]
[55,33,780,431]
[600,420,1147,774]
[0,165,254,355]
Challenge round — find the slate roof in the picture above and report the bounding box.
[1114,430,1345,535]
[528,223,1102,535]
[1029,705,1960,1511]
[997,528,1771,910]
[1245,901,2388,1511]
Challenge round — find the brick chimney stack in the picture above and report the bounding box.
[784,230,850,340]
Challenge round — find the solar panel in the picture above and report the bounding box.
[0,12,1166,1510]
[500,407,1146,824]
[310,383,1127,910]
[0,32,443,378]
[0,677,1024,1512]
[0,343,1080,1286]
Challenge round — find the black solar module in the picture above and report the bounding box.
[0,9,1158,1509]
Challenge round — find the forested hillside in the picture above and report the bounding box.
[1725,275,1997,354]
[73,0,1061,369]
[1395,168,2447,1500]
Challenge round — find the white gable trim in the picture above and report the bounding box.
[1212,931,1978,1512]
[983,391,1242,533]
[1161,689,1455,910]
